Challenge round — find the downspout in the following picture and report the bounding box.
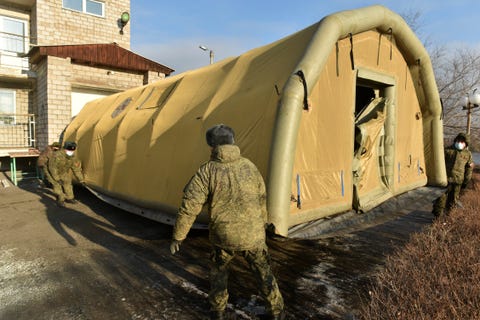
[267,5,446,237]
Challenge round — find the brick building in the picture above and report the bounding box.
[0,0,173,181]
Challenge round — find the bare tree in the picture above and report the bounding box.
[401,8,433,49]
[402,9,480,148]
[434,48,480,125]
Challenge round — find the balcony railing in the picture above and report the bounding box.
[0,30,30,70]
[0,113,36,148]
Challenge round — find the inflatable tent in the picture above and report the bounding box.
[63,5,446,237]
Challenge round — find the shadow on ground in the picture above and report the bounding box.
[0,181,443,319]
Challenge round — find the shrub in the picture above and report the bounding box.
[360,173,480,320]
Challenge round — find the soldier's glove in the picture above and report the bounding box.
[170,240,182,255]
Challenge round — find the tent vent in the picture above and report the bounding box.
[111,97,132,118]
[295,70,310,111]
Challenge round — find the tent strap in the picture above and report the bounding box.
[349,33,355,70]
[387,28,393,60]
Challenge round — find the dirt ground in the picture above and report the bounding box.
[0,176,444,320]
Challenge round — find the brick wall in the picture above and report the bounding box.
[32,58,47,148]
[16,90,29,114]
[145,71,166,85]
[31,56,71,149]
[33,56,165,150]
[34,0,130,48]
[71,64,145,91]
[26,0,171,151]
[46,56,72,146]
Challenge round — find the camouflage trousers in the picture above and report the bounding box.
[432,183,462,217]
[46,175,75,202]
[39,166,53,187]
[209,245,284,316]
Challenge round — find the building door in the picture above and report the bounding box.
[71,88,112,117]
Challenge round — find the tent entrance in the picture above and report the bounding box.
[352,70,396,212]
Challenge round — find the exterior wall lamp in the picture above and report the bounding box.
[119,11,130,35]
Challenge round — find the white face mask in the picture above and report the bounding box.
[454,142,466,151]
[66,150,75,157]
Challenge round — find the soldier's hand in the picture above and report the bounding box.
[170,240,182,255]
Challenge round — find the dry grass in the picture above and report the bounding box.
[359,172,480,320]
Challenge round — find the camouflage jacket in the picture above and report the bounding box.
[444,146,473,185]
[173,144,268,251]
[37,146,56,167]
[48,150,84,182]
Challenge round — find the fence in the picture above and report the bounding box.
[0,113,36,148]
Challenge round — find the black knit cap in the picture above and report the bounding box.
[206,124,235,147]
[64,141,77,150]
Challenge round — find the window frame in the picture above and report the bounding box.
[0,89,16,126]
[0,15,28,54]
[62,0,105,18]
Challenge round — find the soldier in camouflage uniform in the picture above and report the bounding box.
[47,141,85,207]
[37,142,61,187]
[432,133,474,217]
[170,124,284,320]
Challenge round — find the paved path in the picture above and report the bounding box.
[0,177,443,320]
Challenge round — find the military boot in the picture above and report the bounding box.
[271,314,285,320]
[210,310,225,320]
[261,311,286,320]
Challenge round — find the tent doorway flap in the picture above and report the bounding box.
[353,97,392,212]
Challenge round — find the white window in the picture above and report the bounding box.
[63,0,105,17]
[0,89,16,125]
[0,16,27,53]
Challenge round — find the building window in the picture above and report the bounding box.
[63,0,105,17]
[0,89,16,125]
[0,16,27,54]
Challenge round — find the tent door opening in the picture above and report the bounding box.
[352,74,395,212]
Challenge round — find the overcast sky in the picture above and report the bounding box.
[130,1,480,74]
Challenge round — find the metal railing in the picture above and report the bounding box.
[0,113,36,148]
[0,30,31,70]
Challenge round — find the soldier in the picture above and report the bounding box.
[47,141,85,207]
[432,132,474,217]
[37,142,61,187]
[170,124,284,320]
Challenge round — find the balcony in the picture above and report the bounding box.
[0,113,38,185]
[0,29,30,72]
[0,113,36,156]
[0,51,29,71]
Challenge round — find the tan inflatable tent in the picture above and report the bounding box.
[63,5,446,237]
